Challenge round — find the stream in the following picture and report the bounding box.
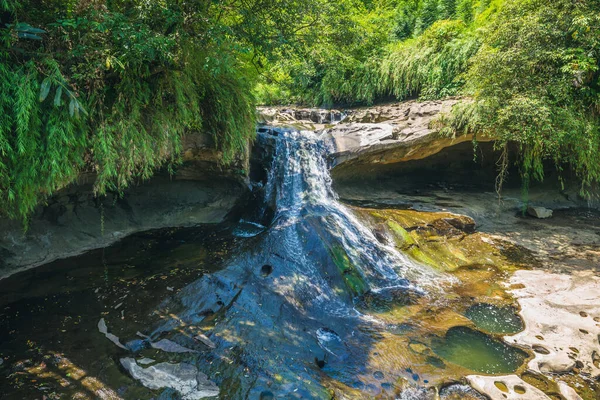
[0,128,535,399]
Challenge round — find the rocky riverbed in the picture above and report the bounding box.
[0,100,598,399]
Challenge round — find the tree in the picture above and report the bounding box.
[441,0,457,19]
[456,0,474,24]
[416,0,441,33]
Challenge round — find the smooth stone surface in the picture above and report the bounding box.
[558,381,584,400]
[506,270,600,378]
[467,375,551,400]
[120,358,219,399]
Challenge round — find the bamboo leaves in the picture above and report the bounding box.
[39,78,51,102]
[38,75,87,118]
[54,86,62,106]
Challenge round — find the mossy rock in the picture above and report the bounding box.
[354,207,531,272]
[329,245,369,296]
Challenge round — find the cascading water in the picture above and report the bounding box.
[120,127,451,398]
[263,128,441,293]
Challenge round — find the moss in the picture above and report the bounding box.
[356,207,530,273]
[329,245,369,297]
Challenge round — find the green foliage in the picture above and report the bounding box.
[456,0,474,23]
[2,0,329,221]
[3,0,600,219]
[446,0,600,195]
[258,0,600,196]
[417,0,441,33]
[379,20,479,100]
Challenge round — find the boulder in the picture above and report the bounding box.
[527,206,553,219]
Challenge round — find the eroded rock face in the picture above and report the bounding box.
[0,177,245,279]
[257,107,345,127]
[322,99,493,169]
[467,375,551,400]
[0,129,252,280]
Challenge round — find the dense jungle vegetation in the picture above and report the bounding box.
[1,0,599,221]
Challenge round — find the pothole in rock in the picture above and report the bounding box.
[431,326,528,374]
[260,264,273,277]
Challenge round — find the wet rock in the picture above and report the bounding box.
[125,339,148,353]
[372,227,389,244]
[442,217,476,234]
[193,333,216,349]
[151,339,198,354]
[527,206,553,219]
[316,328,346,358]
[440,384,487,400]
[355,286,419,313]
[396,386,433,399]
[120,358,219,399]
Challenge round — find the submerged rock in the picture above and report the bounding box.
[527,206,553,219]
[150,339,198,354]
[97,318,127,350]
[431,326,527,374]
[120,358,219,399]
[465,303,524,334]
[440,384,487,400]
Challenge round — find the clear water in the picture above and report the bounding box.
[432,326,528,374]
[465,303,524,334]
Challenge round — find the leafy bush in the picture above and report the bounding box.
[446,0,600,195]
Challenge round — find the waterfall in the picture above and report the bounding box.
[263,128,441,293]
[132,126,448,398]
